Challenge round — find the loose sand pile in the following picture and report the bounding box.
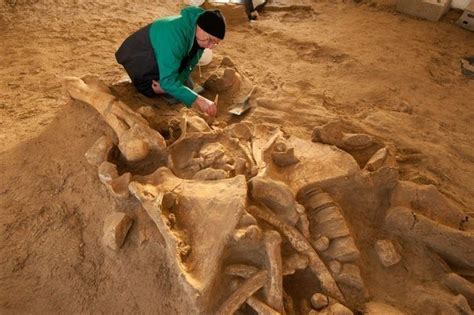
[1,0,473,314]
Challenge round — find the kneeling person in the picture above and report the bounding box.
[115,7,225,117]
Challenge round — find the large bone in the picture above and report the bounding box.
[129,168,248,312]
[250,176,299,226]
[264,230,285,313]
[217,270,268,315]
[385,207,474,269]
[248,206,345,302]
[64,76,166,161]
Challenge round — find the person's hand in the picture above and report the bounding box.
[195,95,217,117]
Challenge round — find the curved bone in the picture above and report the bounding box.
[247,206,345,302]
[385,207,474,269]
[250,176,299,225]
[247,296,281,315]
[64,76,166,161]
[263,230,285,313]
[217,270,267,315]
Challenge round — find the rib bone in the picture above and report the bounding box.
[247,206,345,302]
[217,270,267,315]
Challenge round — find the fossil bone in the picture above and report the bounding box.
[263,230,285,313]
[385,206,474,269]
[247,205,345,302]
[217,270,268,315]
[64,76,166,162]
[129,167,248,312]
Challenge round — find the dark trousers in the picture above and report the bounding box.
[115,24,159,97]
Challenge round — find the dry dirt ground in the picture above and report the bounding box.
[0,0,473,314]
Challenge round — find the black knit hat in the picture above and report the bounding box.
[197,10,226,40]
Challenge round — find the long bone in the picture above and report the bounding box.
[247,206,345,302]
[64,76,166,162]
[217,270,268,315]
[264,230,285,313]
[385,206,474,269]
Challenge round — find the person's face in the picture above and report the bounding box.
[196,27,221,49]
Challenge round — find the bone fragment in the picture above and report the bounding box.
[248,206,345,302]
[311,293,329,310]
[193,168,228,180]
[247,296,281,315]
[297,211,311,239]
[264,230,285,313]
[364,147,388,171]
[341,133,373,150]
[233,225,263,244]
[217,270,267,315]
[250,177,299,226]
[225,264,260,278]
[313,236,330,252]
[374,239,401,267]
[271,140,299,167]
[283,253,309,275]
[385,207,474,269]
[85,135,115,166]
[102,212,133,250]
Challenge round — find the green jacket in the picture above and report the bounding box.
[149,7,204,107]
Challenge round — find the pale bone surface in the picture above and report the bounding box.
[64,74,474,314]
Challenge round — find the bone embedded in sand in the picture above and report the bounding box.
[250,176,299,226]
[233,225,263,244]
[341,133,373,150]
[271,139,300,167]
[247,205,345,303]
[443,273,474,309]
[364,147,388,172]
[85,135,115,166]
[374,239,401,267]
[217,270,268,315]
[130,168,248,311]
[246,296,281,315]
[263,230,285,313]
[192,168,228,180]
[310,293,329,310]
[64,76,166,162]
[328,260,342,274]
[385,206,474,270]
[102,212,133,251]
[97,161,131,199]
[282,253,309,276]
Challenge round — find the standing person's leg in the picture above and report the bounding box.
[115,24,159,98]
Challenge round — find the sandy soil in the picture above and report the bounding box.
[1,0,473,314]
